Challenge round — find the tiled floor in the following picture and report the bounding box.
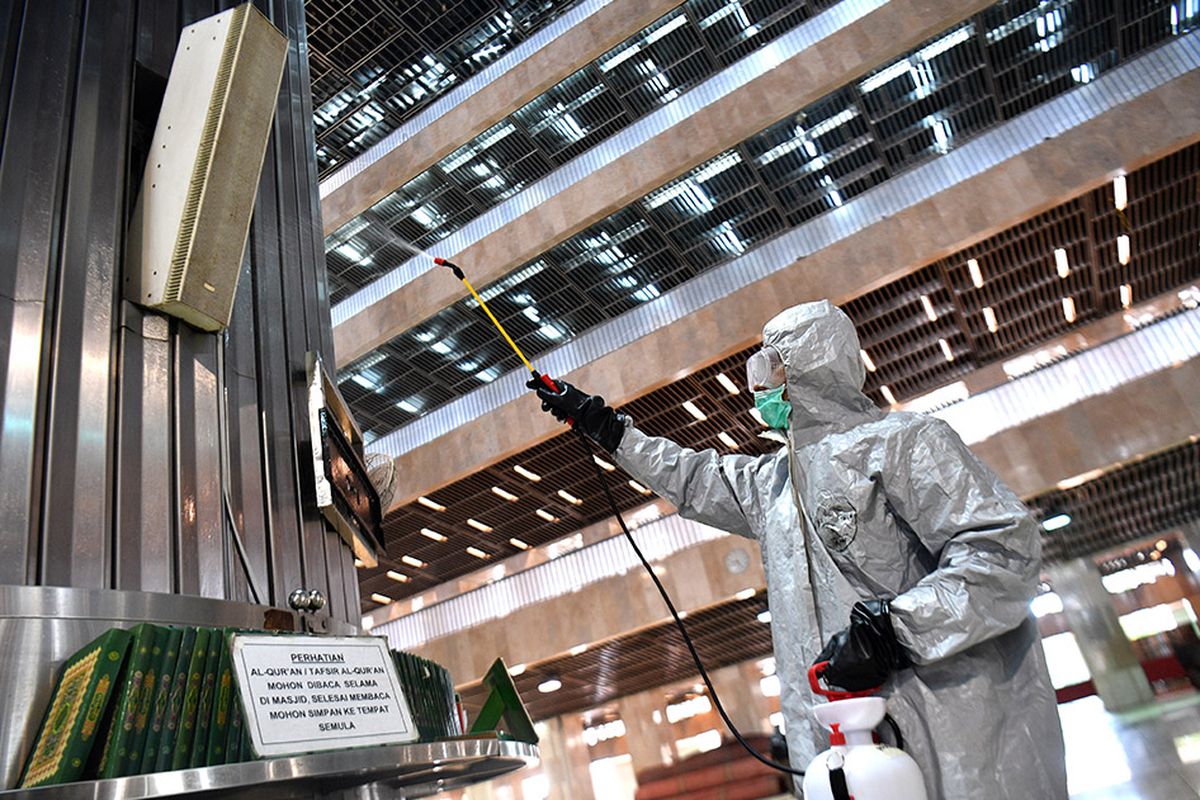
[1063,692,1200,799]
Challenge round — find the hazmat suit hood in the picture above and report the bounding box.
[760,301,883,442]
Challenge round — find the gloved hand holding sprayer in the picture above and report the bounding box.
[438,256,1068,799]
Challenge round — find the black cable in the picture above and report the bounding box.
[883,713,905,751]
[574,429,806,778]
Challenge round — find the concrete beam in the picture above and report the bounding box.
[381,69,1200,508]
[332,0,995,364]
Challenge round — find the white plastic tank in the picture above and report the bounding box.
[802,664,928,800]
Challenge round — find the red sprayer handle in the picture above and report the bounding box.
[808,661,881,701]
[533,371,575,427]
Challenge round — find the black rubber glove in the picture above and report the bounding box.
[526,375,627,453]
[815,600,909,692]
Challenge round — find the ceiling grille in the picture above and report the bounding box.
[354,140,1200,610]
[455,593,773,721]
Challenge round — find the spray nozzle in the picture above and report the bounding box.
[432,257,465,280]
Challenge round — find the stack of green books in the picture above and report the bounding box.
[390,650,462,742]
[19,625,255,788]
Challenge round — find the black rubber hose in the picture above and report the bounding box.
[575,429,806,778]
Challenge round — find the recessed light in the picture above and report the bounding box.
[467,518,493,533]
[538,676,562,694]
[509,663,527,676]
[920,294,937,322]
[749,407,767,427]
[401,555,426,569]
[466,546,488,559]
[1042,513,1072,532]
[757,611,772,624]
[880,385,897,405]
[417,496,446,512]
[1117,235,1130,265]
[967,258,984,288]
[354,558,365,568]
[385,570,409,583]
[370,593,392,605]
[718,432,738,449]
[859,349,877,373]
[557,489,583,506]
[514,465,542,482]
[628,480,652,496]
[735,588,756,600]
[491,486,518,502]
[1120,284,1132,309]
[569,644,588,656]
[682,400,707,421]
[536,509,559,523]
[420,527,447,542]
[1113,175,1127,210]
[1062,296,1076,323]
[716,373,740,394]
[1054,248,1070,278]
[983,306,999,333]
[939,338,954,362]
[593,455,616,472]
[509,538,530,550]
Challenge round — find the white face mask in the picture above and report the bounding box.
[745,346,785,392]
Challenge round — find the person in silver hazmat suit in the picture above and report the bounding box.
[528,301,1068,799]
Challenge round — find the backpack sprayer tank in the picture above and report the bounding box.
[802,663,928,800]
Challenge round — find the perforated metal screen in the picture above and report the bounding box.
[354,141,1200,610]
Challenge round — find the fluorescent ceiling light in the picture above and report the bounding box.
[750,407,767,427]
[593,455,616,472]
[682,400,707,421]
[536,509,559,523]
[629,480,653,496]
[1113,175,1127,210]
[385,570,409,583]
[557,490,583,506]
[467,518,493,533]
[880,385,897,405]
[1062,296,1076,323]
[1117,235,1131,265]
[1120,284,1132,309]
[716,373,740,394]
[401,555,426,569]
[983,306,999,333]
[569,644,588,656]
[353,558,365,568]
[717,432,738,449]
[466,546,488,559]
[538,677,563,693]
[492,486,518,502]
[757,611,772,624]
[859,349,877,372]
[920,294,937,322]
[939,338,955,362]
[419,528,447,543]
[1042,513,1072,531]
[509,538,530,550]
[509,663,528,676]
[370,593,392,605]
[1054,248,1070,278]
[735,588,756,600]
[514,465,542,482]
[968,258,984,288]
[417,496,446,512]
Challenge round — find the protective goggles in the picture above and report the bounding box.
[746,347,785,392]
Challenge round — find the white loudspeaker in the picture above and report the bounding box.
[125,3,288,332]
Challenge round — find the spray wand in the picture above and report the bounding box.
[433,256,804,778]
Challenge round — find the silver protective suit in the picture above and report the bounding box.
[612,301,1067,799]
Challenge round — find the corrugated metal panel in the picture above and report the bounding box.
[0,0,358,623]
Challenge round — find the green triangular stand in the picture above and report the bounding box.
[468,659,538,744]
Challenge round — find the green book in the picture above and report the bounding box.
[188,630,222,768]
[19,628,132,788]
[124,626,167,776]
[225,697,244,764]
[155,626,196,771]
[205,630,235,766]
[96,624,158,778]
[140,627,183,771]
[170,627,210,770]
